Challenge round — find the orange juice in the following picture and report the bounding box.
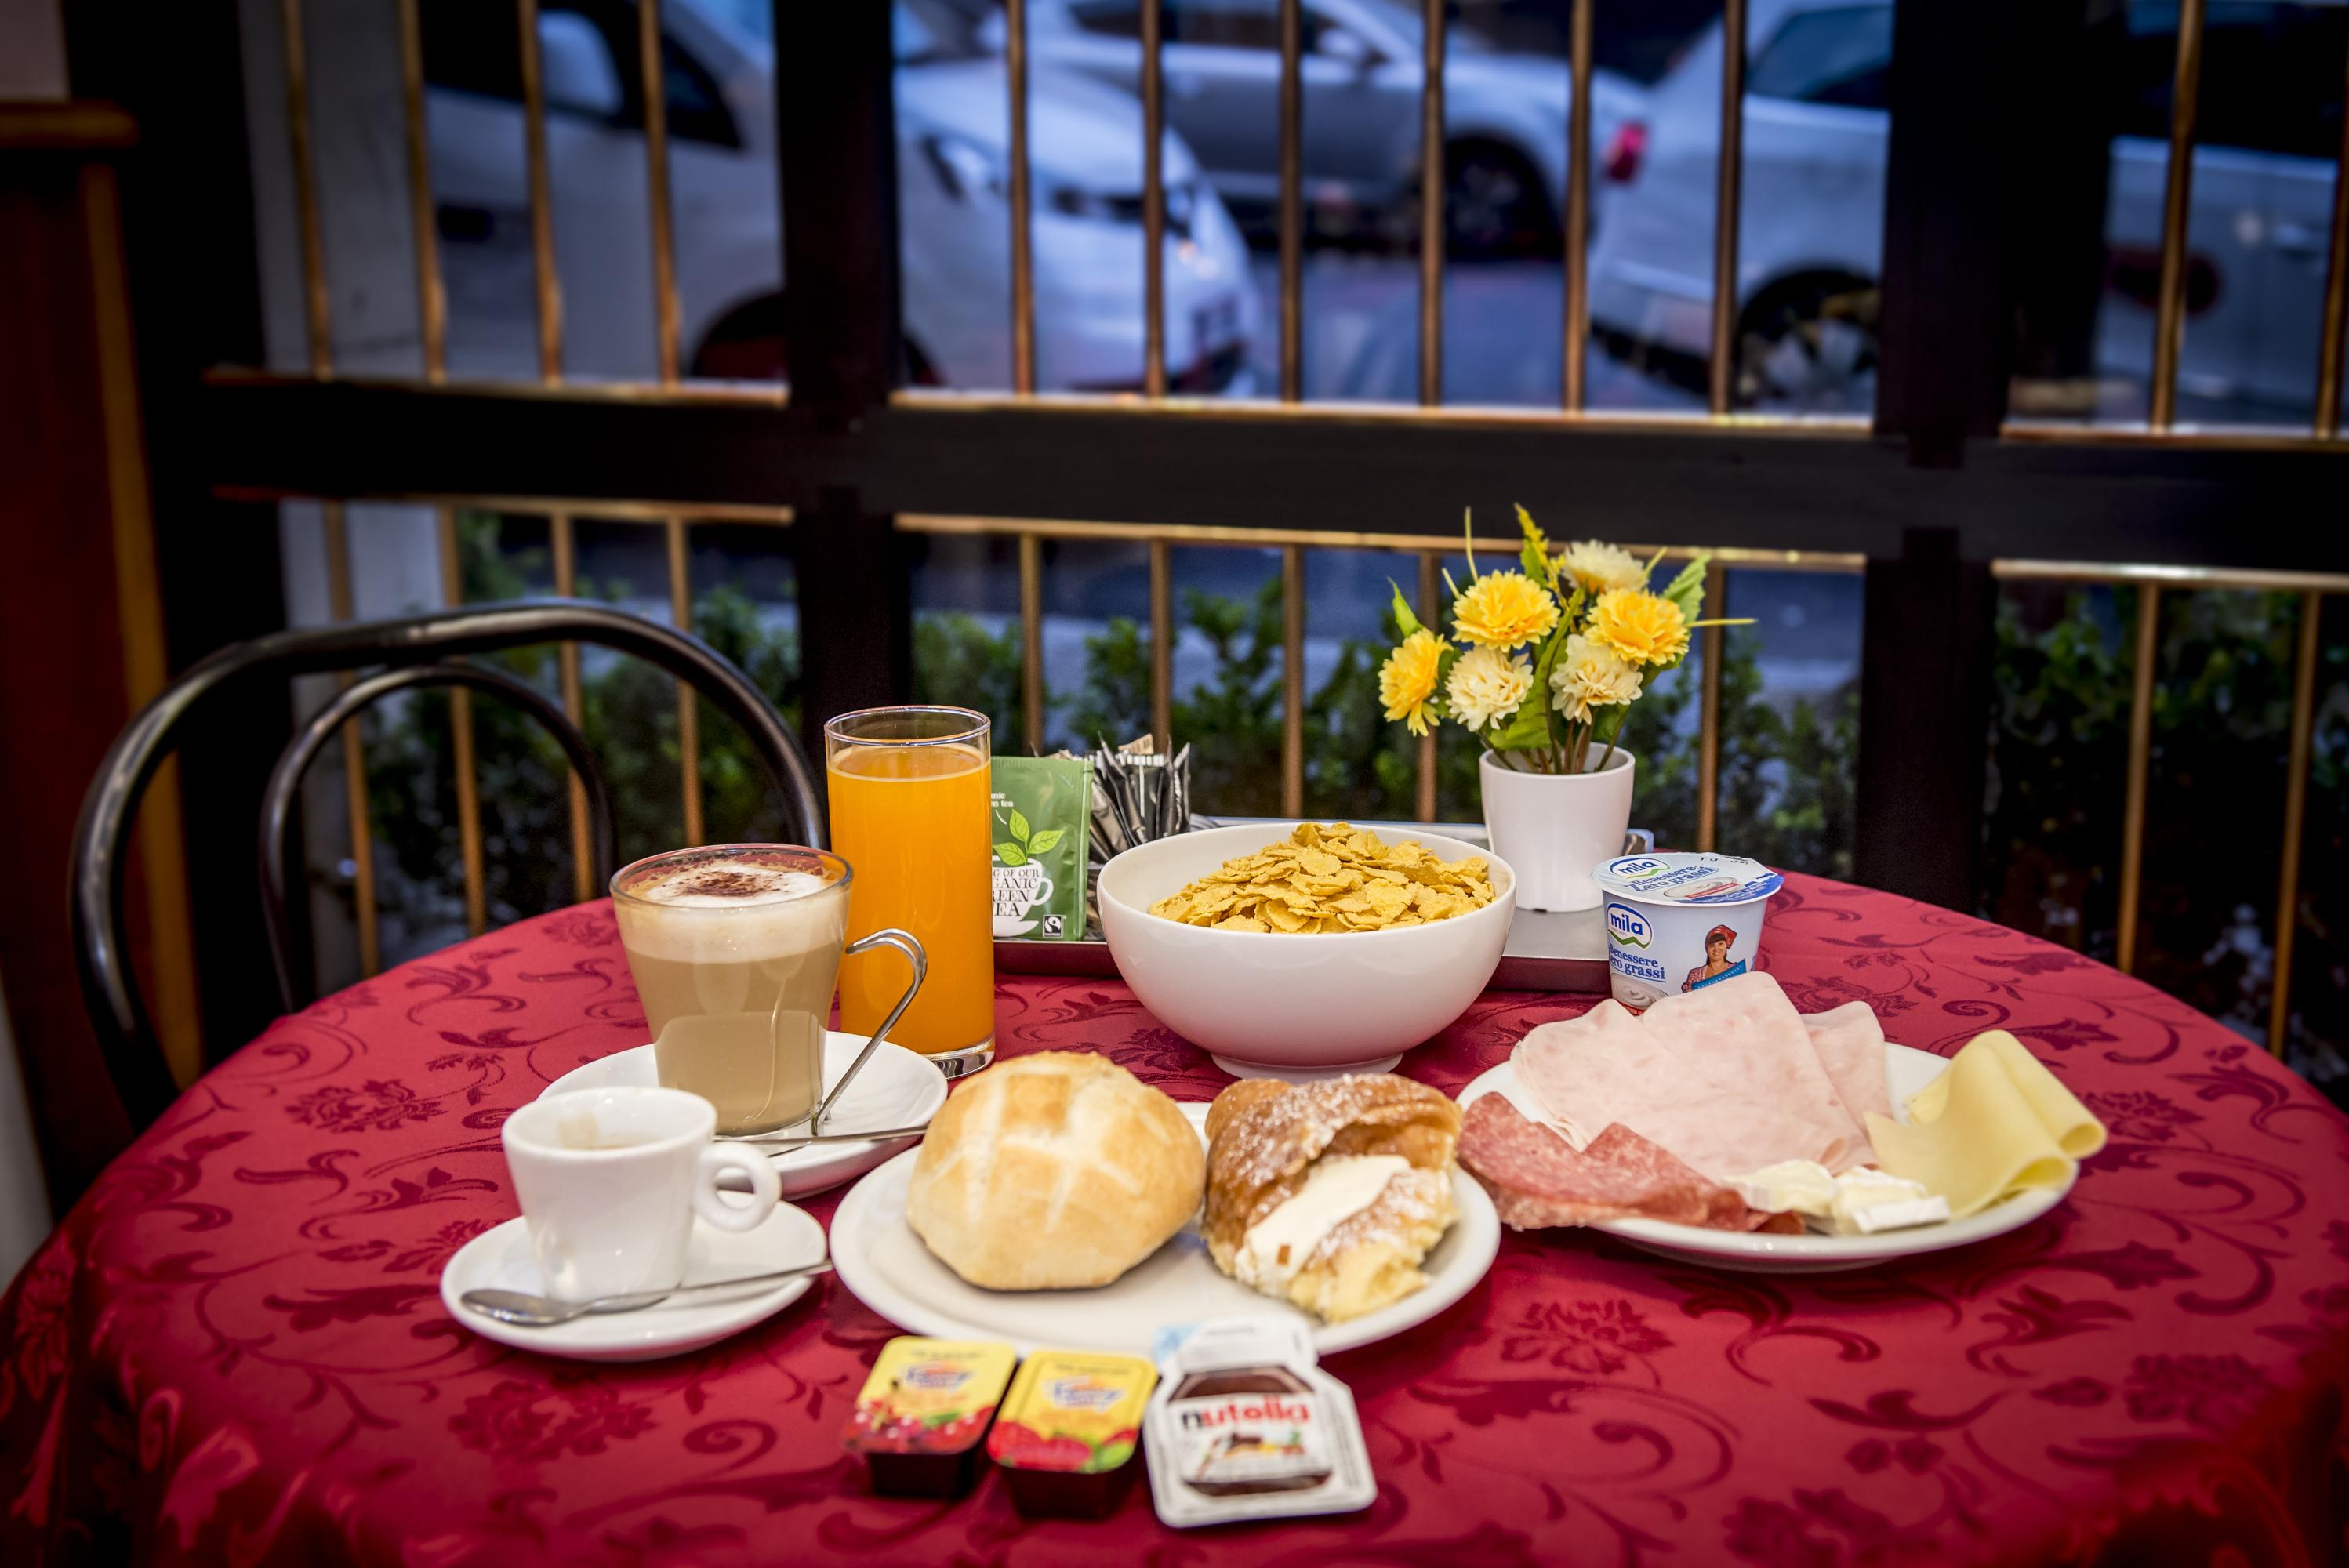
[828,740,996,1056]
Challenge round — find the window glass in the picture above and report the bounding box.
[1747,6,1893,111]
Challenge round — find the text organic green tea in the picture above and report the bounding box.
[990,755,1091,941]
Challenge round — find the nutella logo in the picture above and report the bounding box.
[1178,1396,1312,1431]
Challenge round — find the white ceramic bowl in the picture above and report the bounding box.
[1098,823,1516,1078]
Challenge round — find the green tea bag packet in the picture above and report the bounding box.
[991,756,1091,941]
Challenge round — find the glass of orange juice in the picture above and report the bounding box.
[823,706,996,1075]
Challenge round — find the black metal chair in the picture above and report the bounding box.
[74,600,825,1129]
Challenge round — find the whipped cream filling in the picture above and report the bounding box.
[1232,1154,1409,1294]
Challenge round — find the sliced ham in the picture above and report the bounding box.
[1513,971,1886,1179]
[1458,1095,1767,1232]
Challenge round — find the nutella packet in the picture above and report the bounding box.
[991,756,1090,941]
[1142,1318,1375,1528]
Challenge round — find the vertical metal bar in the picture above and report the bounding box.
[1415,550,1439,822]
[2149,0,2206,430]
[1418,0,1446,407]
[2315,30,2349,438]
[1562,0,1594,412]
[1279,0,1304,402]
[638,0,682,383]
[1006,0,1037,394]
[517,0,564,383]
[2269,591,2323,1055]
[666,516,704,845]
[2116,584,2162,973]
[1142,0,1167,397]
[322,504,379,973]
[1149,538,1173,753]
[1018,532,1045,753]
[1696,563,1727,851]
[1283,546,1305,815]
[1708,0,1749,416]
[394,0,446,382]
[435,507,488,935]
[550,513,592,903]
[278,0,332,376]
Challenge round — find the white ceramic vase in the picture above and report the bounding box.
[1479,748,1636,913]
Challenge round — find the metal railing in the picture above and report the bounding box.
[257,0,2349,437]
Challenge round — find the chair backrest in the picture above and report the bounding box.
[258,659,622,1015]
[74,599,825,1128]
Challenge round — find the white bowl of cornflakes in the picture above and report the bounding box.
[1098,822,1516,1078]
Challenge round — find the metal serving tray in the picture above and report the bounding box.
[994,822,1653,996]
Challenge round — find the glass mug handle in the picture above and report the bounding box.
[809,928,928,1132]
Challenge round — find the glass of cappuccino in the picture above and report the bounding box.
[610,845,925,1136]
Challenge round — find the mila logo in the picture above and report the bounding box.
[1607,903,1653,948]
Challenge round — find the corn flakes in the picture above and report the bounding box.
[1149,823,1497,934]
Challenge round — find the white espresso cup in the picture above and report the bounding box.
[501,1087,782,1301]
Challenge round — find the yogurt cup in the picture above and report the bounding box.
[1592,852,1786,1010]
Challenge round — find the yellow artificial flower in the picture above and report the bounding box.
[1548,633,1645,722]
[1559,539,1647,597]
[1445,644,1534,731]
[1450,571,1560,650]
[1378,629,1445,736]
[1587,587,1690,666]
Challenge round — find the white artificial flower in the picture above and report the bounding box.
[1446,644,1534,731]
[1548,633,1645,723]
[1560,539,1647,597]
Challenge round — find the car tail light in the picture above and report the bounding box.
[1603,122,1647,184]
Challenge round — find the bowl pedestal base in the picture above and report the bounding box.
[1208,1051,1404,1083]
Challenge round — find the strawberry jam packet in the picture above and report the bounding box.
[843,1338,1017,1498]
[986,1348,1157,1519]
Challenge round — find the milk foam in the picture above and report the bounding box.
[616,858,843,963]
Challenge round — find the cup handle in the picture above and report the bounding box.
[1033,873,1052,906]
[693,1144,781,1232]
[811,928,928,1133]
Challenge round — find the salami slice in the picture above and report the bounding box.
[1458,1095,1768,1232]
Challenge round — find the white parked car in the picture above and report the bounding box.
[1588,0,2349,414]
[1016,0,1650,257]
[423,0,1259,391]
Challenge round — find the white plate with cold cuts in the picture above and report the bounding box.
[442,1202,827,1362]
[1459,1044,2072,1274]
[830,1102,1501,1356]
[539,1033,947,1200]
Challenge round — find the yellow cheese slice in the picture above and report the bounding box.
[1863,1031,2108,1219]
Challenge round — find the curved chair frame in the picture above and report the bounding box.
[259,660,622,1014]
[74,599,823,1127]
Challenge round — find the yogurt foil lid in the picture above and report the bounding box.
[1594,852,1784,906]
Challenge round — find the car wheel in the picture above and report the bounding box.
[1736,277,1879,413]
[1443,143,1553,261]
[688,294,943,387]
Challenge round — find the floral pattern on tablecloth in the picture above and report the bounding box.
[5,873,2347,1566]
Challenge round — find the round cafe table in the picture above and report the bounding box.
[5,874,2347,1566]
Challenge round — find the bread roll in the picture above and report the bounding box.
[1204,1073,1460,1323]
[906,1051,1206,1290]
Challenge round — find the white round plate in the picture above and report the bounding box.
[1458,1045,2071,1274]
[540,1033,947,1199]
[441,1203,826,1362]
[830,1102,1501,1356]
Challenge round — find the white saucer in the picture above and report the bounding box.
[1458,1045,2072,1275]
[829,1102,1500,1356]
[540,1033,947,1200]
[441,1203,827,1361]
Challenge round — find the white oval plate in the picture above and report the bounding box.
[830,1102,1501,1356]
[441,1203,826,1362]
[1458,1045,2071,1274]
[539,1034,947,1200]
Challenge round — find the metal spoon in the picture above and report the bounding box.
[727,1123,933,1149]
[461,1260,833,1327]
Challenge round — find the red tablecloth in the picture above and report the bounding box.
[6,874,2348,1566]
